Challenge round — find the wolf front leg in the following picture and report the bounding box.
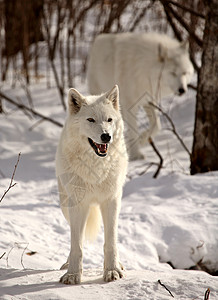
[142,103,161,142]
[101,197,124,282]
[60,204,89,285]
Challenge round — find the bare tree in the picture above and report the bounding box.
[190,0,218,174]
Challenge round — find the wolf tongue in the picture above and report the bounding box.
[96,143,106,152]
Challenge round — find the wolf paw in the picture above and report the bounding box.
[60,272,81,285]
[103,268,124,282]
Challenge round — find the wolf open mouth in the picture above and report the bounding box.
[88,138,108,157]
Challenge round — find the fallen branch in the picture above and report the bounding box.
[158,279,174,298]
[148,137,163,178]
[0,153,21,203]
[0,91,63,128]
[149,101,191,158]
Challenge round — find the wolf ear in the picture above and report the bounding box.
[158,43,168,62]
[68,88,86,114]
[106,85,119,111]
[180,40,189,51]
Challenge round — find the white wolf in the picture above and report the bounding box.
[87,32,194,160]
[56,85,128,284]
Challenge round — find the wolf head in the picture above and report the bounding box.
[67,85,123,158]
[158,40,194,96]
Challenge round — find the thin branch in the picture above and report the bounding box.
[149,137,163,178]
[158,280,174,298]
[204,288,210,300]
[0,91,63,128]
[20,78,34,109]
[42,8,66,110]
[71,0,100,33]
[6,242,29,269]
[162,0,203,47]
[149,101,191,157]
[167,0,205,19]
[129,2,154,32]
[0,153,21,203]
[28,119,45,131]
[21,243,29,269]
[0,252,6,259]
[162,2,183,42]
[161,1,200,73]
[188,83,197,91]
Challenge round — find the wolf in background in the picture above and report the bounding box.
[56,85,128,284]
[87,32,194,160]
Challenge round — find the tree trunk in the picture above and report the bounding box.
[190,0,218,175]
[2,0,44,82]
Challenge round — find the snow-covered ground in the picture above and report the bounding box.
[0,62,218,299]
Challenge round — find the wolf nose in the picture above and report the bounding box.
[178,87,185,95]
[101,133,111,143]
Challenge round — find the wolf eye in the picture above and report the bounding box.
[108,118,112,122]
[87,118,95,123]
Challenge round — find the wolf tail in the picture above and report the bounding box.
[85,205,101,241]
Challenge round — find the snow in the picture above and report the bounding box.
[0,52,218,300]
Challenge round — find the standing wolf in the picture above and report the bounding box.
[87,32,194,160]
[56,85,128,284]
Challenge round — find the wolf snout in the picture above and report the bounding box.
[101,133,111,143]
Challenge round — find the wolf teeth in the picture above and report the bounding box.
[88,138,108,157]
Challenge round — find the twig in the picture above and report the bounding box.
[138,162,159,177]
[162,2,183,42]
[129,2,154,32]
[21,243,29,269]
[28,119,45,131]
[148,138,163,178]
[158,279,174,298]
[204,288,210,300]
[0,91,63,128]
[19,75,34,109]
[149,101,191,157]
[0,252,6,259]
[42,7,66,111]
[188,83,197,91]
[0,153,21,203]
[127,162,160,180]
[162,0,203,47]
[6,244,14,267]
[6,242,29,269]
[167,0,205,19]
[16,96,34,120]
[161,1,200,73]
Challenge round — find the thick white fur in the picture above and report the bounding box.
[87,32,194,160]
[56,85,128,284]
